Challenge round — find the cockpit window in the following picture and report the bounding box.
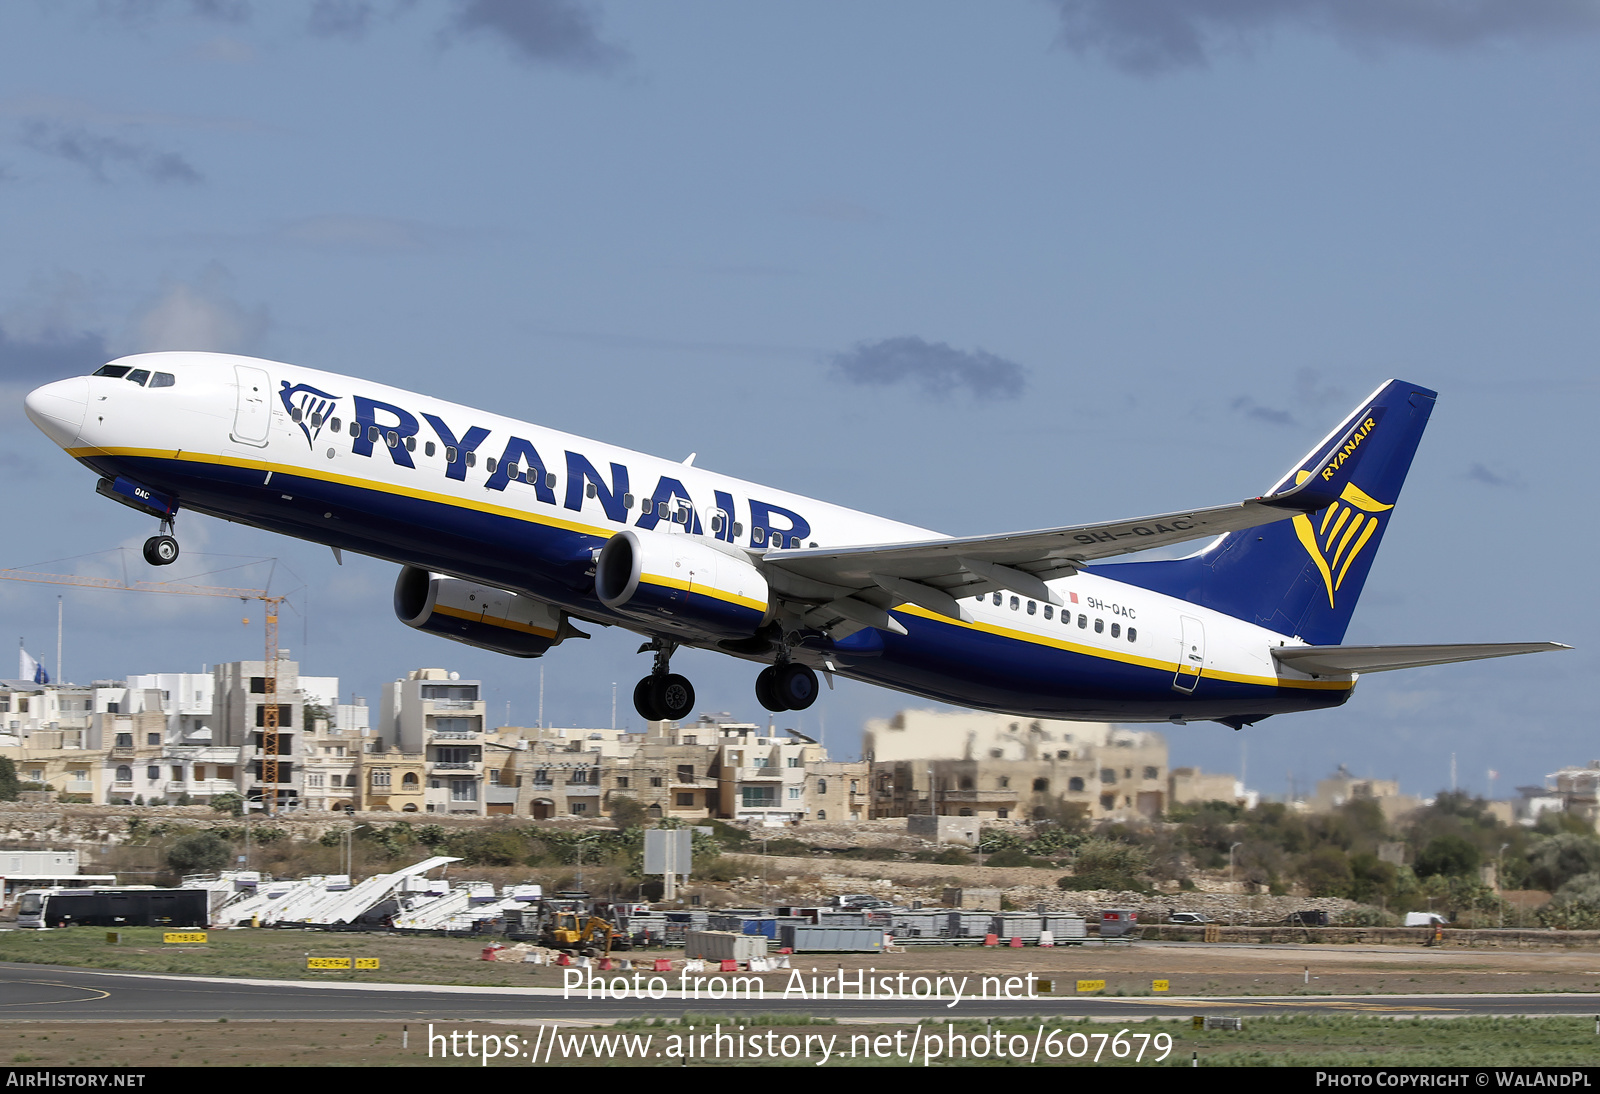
[149,372,175,388]
[125,369,151,386]
[93,365,131,378]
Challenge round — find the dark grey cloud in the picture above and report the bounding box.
[307,0,374,39]
[448,0,628,70]
[92,0,251,26]
[1047,0,1600,75]
[1466,462,1523,488]
[19,120,202,184]
[0,325,110,383]
[829,336,1028,401]
[1231,394,1295,425]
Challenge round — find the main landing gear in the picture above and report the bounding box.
[142,521,180,567]
[632,640,696,722]
[755,662,818,713]
[630,637,823,722]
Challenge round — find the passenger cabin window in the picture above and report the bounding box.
[1111,623,1121,638]
[1078,614,1087,628]
[310,412,323,427]
[585,482,598,499]
[485,457,497,473]
[752,527,765,544]
[425,441,436,457]
[992,592,1002,605]
[465,452,476,467]
[1027,601,1036,615]
[1044,605,1053,619]
[623,493,635,508]
[405,436,416,451]
[1009,596,1019,610]
[1094,618,1104,633]
[545,473,557,490]
[1127,627,1137,642]
[291,407,303,422]
[446,447,458,463]
[330,417,341,432]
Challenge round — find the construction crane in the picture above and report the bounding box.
[0,563,291,814]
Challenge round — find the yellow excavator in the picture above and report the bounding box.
[540,910,621,957]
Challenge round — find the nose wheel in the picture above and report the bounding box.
[756,663,818,712]
[142,534,180,567]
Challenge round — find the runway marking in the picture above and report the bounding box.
[1,980,112,1007]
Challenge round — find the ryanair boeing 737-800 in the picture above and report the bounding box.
[24,353,1563,728]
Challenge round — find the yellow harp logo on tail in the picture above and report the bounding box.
[1292,471,1394,608]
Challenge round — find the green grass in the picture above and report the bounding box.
[917,1015,1600,1067]
[0,925,554,986]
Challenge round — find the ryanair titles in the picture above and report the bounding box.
[296,385,811,549]
[1319,413,1381,481]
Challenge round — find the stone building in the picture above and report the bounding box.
[865,708,1169,822]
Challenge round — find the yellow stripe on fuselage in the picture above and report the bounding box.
[70,444,619,540]
[890,604,1353,692]
[77,445,1350,693]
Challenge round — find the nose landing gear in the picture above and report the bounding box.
[142,521,180,567]
[632,640,695,722]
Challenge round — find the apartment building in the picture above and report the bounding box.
[379,668,488,816]
[865,709,1169,822]
[714,722,826,824]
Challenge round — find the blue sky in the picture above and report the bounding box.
[2,1,1595,802]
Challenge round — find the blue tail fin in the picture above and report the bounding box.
[1108,380,1437,645]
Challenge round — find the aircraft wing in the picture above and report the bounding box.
[760,494,1317,632]
[1271,642,1571,677]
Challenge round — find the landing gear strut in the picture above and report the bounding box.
[632,640,695,722]
[142,520,180,567]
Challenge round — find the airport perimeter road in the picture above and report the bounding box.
[5,962,1600,1023]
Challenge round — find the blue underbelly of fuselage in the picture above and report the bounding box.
[90,451,1349,723]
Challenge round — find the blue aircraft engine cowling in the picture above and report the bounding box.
[393,566,572,658]
[594,529,773,639]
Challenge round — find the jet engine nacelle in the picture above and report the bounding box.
[393,567,574,658]
[595,529,772,639]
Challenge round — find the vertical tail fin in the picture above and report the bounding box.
[1110,380,1437,645]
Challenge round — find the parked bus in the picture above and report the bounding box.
[16,886,208,929]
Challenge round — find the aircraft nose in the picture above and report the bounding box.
[24,377,89,448]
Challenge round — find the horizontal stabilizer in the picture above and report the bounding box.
[1272,642,1570,677]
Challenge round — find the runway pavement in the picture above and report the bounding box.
[5,961,1600,1023]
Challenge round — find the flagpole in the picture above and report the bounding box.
[56,597,62,687]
